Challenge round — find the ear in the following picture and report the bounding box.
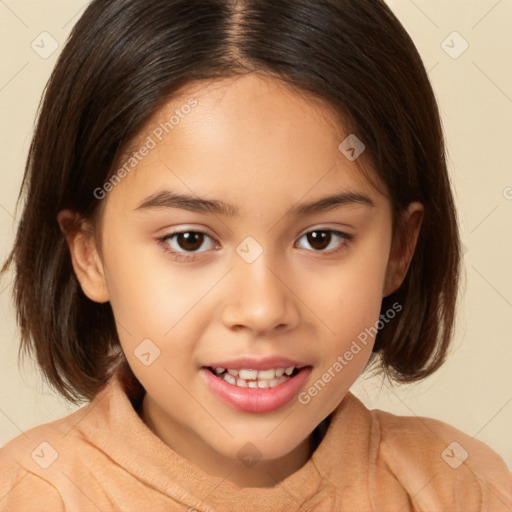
[57,210,109,303]
[383,202,424,297]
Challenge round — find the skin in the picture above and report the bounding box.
[59,73,423,488]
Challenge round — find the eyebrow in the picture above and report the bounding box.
[134,189,375,217]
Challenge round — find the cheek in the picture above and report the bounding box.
[347,222,392,306]
[299,235,392,385]
[100,228,176,334]
[100,231,217,371]
[307,239,390,327]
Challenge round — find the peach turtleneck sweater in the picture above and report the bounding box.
[1,368,511,511]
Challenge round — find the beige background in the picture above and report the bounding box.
[1,0,511,470]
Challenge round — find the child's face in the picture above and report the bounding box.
[73,73,419,479]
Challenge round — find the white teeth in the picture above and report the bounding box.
[212,365,301,389]
[223,373,236,385]
[269,377,280,387]
[257,369,276,380]
[238,369,258,380]
[214,367,296,379]
[219,372,293,389]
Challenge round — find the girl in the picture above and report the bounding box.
[1,0,511,510]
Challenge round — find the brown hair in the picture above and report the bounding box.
[2,0,461,404]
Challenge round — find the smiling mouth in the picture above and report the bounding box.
[201,364,313,413]
[205,366,303,388]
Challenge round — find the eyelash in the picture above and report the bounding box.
[157,228,353,262]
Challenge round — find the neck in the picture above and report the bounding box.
[140,393,314,488]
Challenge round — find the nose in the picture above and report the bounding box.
[220,256,300,335]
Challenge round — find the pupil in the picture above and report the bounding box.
[308,231,330,250]
[178,232,204,251]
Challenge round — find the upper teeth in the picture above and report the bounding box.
[214,367,296,380]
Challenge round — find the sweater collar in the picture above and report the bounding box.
[87,367,373,511]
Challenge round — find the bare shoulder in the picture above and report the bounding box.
[371,407,512,511]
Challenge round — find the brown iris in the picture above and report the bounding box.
[176,232,205,252]
[306,230,332,251]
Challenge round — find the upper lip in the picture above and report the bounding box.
[204,356,309,371]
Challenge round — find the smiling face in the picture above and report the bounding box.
[61,72,422,487]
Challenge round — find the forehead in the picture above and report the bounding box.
[108,73,386,212]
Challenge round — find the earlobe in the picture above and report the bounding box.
[57,210,110,303]
[383,202,424,297]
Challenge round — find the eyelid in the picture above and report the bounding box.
[159,224,219,241]
[296,224,353,238]
[164,230,219,247]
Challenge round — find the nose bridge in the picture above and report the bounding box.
[221,246,299,333]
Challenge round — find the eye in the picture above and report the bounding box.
[160,231,218,255]
[296,229,352,253]
[158,228,352,261]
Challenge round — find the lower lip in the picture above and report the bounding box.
[200,367,312,413]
